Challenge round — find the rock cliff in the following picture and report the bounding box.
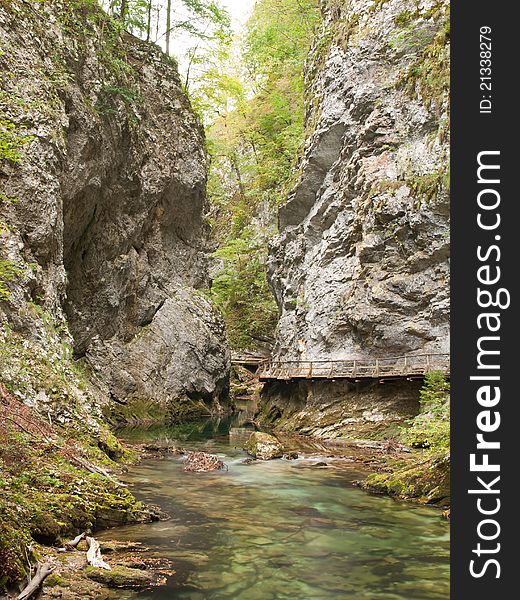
[260,0,450,438]
[0,0,230,424]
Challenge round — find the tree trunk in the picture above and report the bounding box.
[146,0,153,42]
[166,0,172,55]
[230,153,246,200]
[119,0,128,21]
[86,537,111,570]
[17,563,54,600]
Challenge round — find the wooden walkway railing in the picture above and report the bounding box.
[231,353,266,367]
[257,353,450,382]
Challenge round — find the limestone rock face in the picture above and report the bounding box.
[269,0,450,362]
[0,0,229,420]
[245,432,284,460]
[258,379,421,440]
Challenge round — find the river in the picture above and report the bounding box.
[101,407,450,599]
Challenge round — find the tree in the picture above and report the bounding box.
[166,0,172,55]
[101,1,231,55]
[119,0,127,19]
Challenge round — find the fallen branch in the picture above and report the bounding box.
[5,416,35,438]
[17,563,55,600]
[71,456,127,488]
[58,532,86,552]
[86,537,111,570]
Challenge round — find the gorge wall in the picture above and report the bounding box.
[0,0,230,426]
[259,0,450,439]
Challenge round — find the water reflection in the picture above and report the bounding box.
[104,409,449,599]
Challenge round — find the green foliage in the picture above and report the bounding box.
[0,311,142,589]
[363,372,450,505]
[101,83,139,103]
[0,193,17,203]
[211,228,278,350]
[101,0,231,52]
[396,6,450,113]
[401,371,450,451]
[191,0,319,350]
[0,257,22,301]
[0,118,33,164]
[407,168,450,206]
[0,426,142,588]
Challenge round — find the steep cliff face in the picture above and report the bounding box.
[260,0,450,438]
[0,0,229,422]
[271,0,449,360]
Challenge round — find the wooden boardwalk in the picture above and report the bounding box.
[257,353,450,382]
[231,353,267,368]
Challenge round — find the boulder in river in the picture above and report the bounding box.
[85,565,155,589]
[184,452,226,472]
[245,432,284,460]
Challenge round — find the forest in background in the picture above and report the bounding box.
[200,0,320,351]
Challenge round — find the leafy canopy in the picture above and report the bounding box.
[196,0,320,350]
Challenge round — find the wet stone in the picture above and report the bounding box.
[183,451,226,472]
[244,432,284,460]
[85,565,155,589]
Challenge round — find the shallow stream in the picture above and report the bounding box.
[102,407,449,599]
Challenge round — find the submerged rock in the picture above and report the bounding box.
[283,451,299,460]
[183,451,226,472]
[245,432,284,460]
[85,565,155,589]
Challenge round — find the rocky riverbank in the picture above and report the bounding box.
[1,0,231,593]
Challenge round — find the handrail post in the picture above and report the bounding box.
[375,358,379,377]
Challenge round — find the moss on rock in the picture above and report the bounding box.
[85,565,155,589]
[0,385,154,591]
[363,452,450,506]
[245,432,284,460]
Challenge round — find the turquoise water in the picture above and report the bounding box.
[102,415,449,599]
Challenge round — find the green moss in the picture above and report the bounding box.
[168,396,214,424]
[396,7,450,113]
[103,397,169,427]
[406,168,450,206]
[394,11,414,27]
[0,423,151,589]
[363,373,450,506]
[0,256,22,301]
[46,573,66,587]
[364,453,450,505]
[401,371,450,451]
[0,118,33,163]
[0,311,153,591]
[85,565,154,588]
[97,430,135,463]
[0,192,18,203]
